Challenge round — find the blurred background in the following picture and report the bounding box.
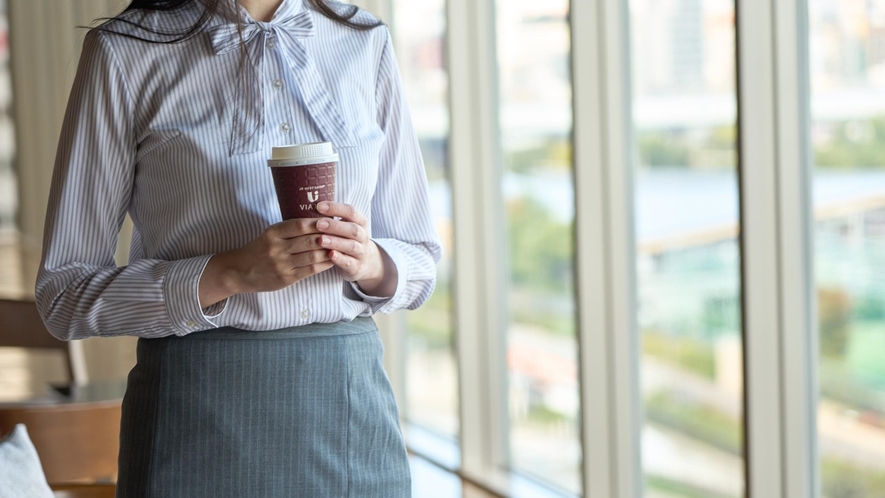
[2,0,885,497]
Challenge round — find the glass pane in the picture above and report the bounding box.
[390,0,459,440]
[495,1,581,494]
[630,0,746,496]
[810,2,885,496]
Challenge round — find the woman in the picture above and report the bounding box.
[35,0,440,496]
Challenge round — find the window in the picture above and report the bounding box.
[371,0,885,495]
[495,0,581,493]
[630,0,745,496]
[810,1,885,495]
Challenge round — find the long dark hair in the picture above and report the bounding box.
[96,0,383,43]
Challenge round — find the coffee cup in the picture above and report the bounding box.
[267,142,338,220]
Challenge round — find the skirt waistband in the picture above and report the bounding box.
[172,316,377,341]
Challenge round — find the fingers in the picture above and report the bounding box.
[280,234,325,255]
[267,218,321,239]
[315,217,366,243]
[250,203,370,289]
[317,202,368,227]
[328,250,361,279]
[318,235,364,258]
[288,249,332,269]
[278,251,333,286]
[289,261,335,282]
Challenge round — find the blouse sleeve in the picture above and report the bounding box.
[349,29,442,313]
[35,31,226,340]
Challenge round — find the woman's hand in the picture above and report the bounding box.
[198,219,334,308]
[315,201,398,298]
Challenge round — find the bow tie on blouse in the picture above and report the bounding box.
[207,11,355,156]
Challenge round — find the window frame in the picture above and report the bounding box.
[736,0,818,495]
[445,0,512,482]
[572,0,642,496]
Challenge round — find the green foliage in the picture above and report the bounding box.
[506,197,573,292]
[527,404,570,425]
[815,117,885,168]
[637,132,692,167]
[511,307,575,337]
[845,321,885,390]
[818,288,853,359]
[406,282,453,349]
[853,295,885,322]
[641,331,717,379]
[633,116,885,170]
[645,391,743,456]
[822,458,885,498]
[505,139,572,174]
[646,474,740,498]
[818,356,885,413]
[701,294,741,338]
[636,125,737,169]
[708,124,738,150]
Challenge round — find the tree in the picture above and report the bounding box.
[815,117,885,169]
[818,288,852,359]
[506,197,572,292]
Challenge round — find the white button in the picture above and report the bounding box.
[300,308,311,320]
[272,79,283,89]
[266,40,275,49]
[185,320,197,328]
[280,122,291,132]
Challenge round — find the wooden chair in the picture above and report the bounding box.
[51,484,116,498]
[0,298,78,382]
[0,401,121,484]
[0,298,121,485]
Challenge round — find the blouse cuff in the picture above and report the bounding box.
[348,238,408,314]
[164,254,228,335]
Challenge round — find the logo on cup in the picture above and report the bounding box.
[268,142,338,220]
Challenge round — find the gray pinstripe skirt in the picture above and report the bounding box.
[115,318,411,498]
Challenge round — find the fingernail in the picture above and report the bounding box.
[317,219,329,229]
[320,236,329,246]
[318,202,329,212]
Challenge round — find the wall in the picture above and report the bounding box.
[9,0,135,382]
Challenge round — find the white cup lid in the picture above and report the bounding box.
[268,142,339,167]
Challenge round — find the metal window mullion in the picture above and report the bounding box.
[373,309,407,410]
[601,0,642,494]
[773,0,817,496]
[572,0,615,493]
[360,0,411,420]
[737,0,815,496]
[737,0,786,493]
[447,0,508,483]
[572,0,641,496]
[475,0,510,472]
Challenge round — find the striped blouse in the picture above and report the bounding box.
[35,0,441,340]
